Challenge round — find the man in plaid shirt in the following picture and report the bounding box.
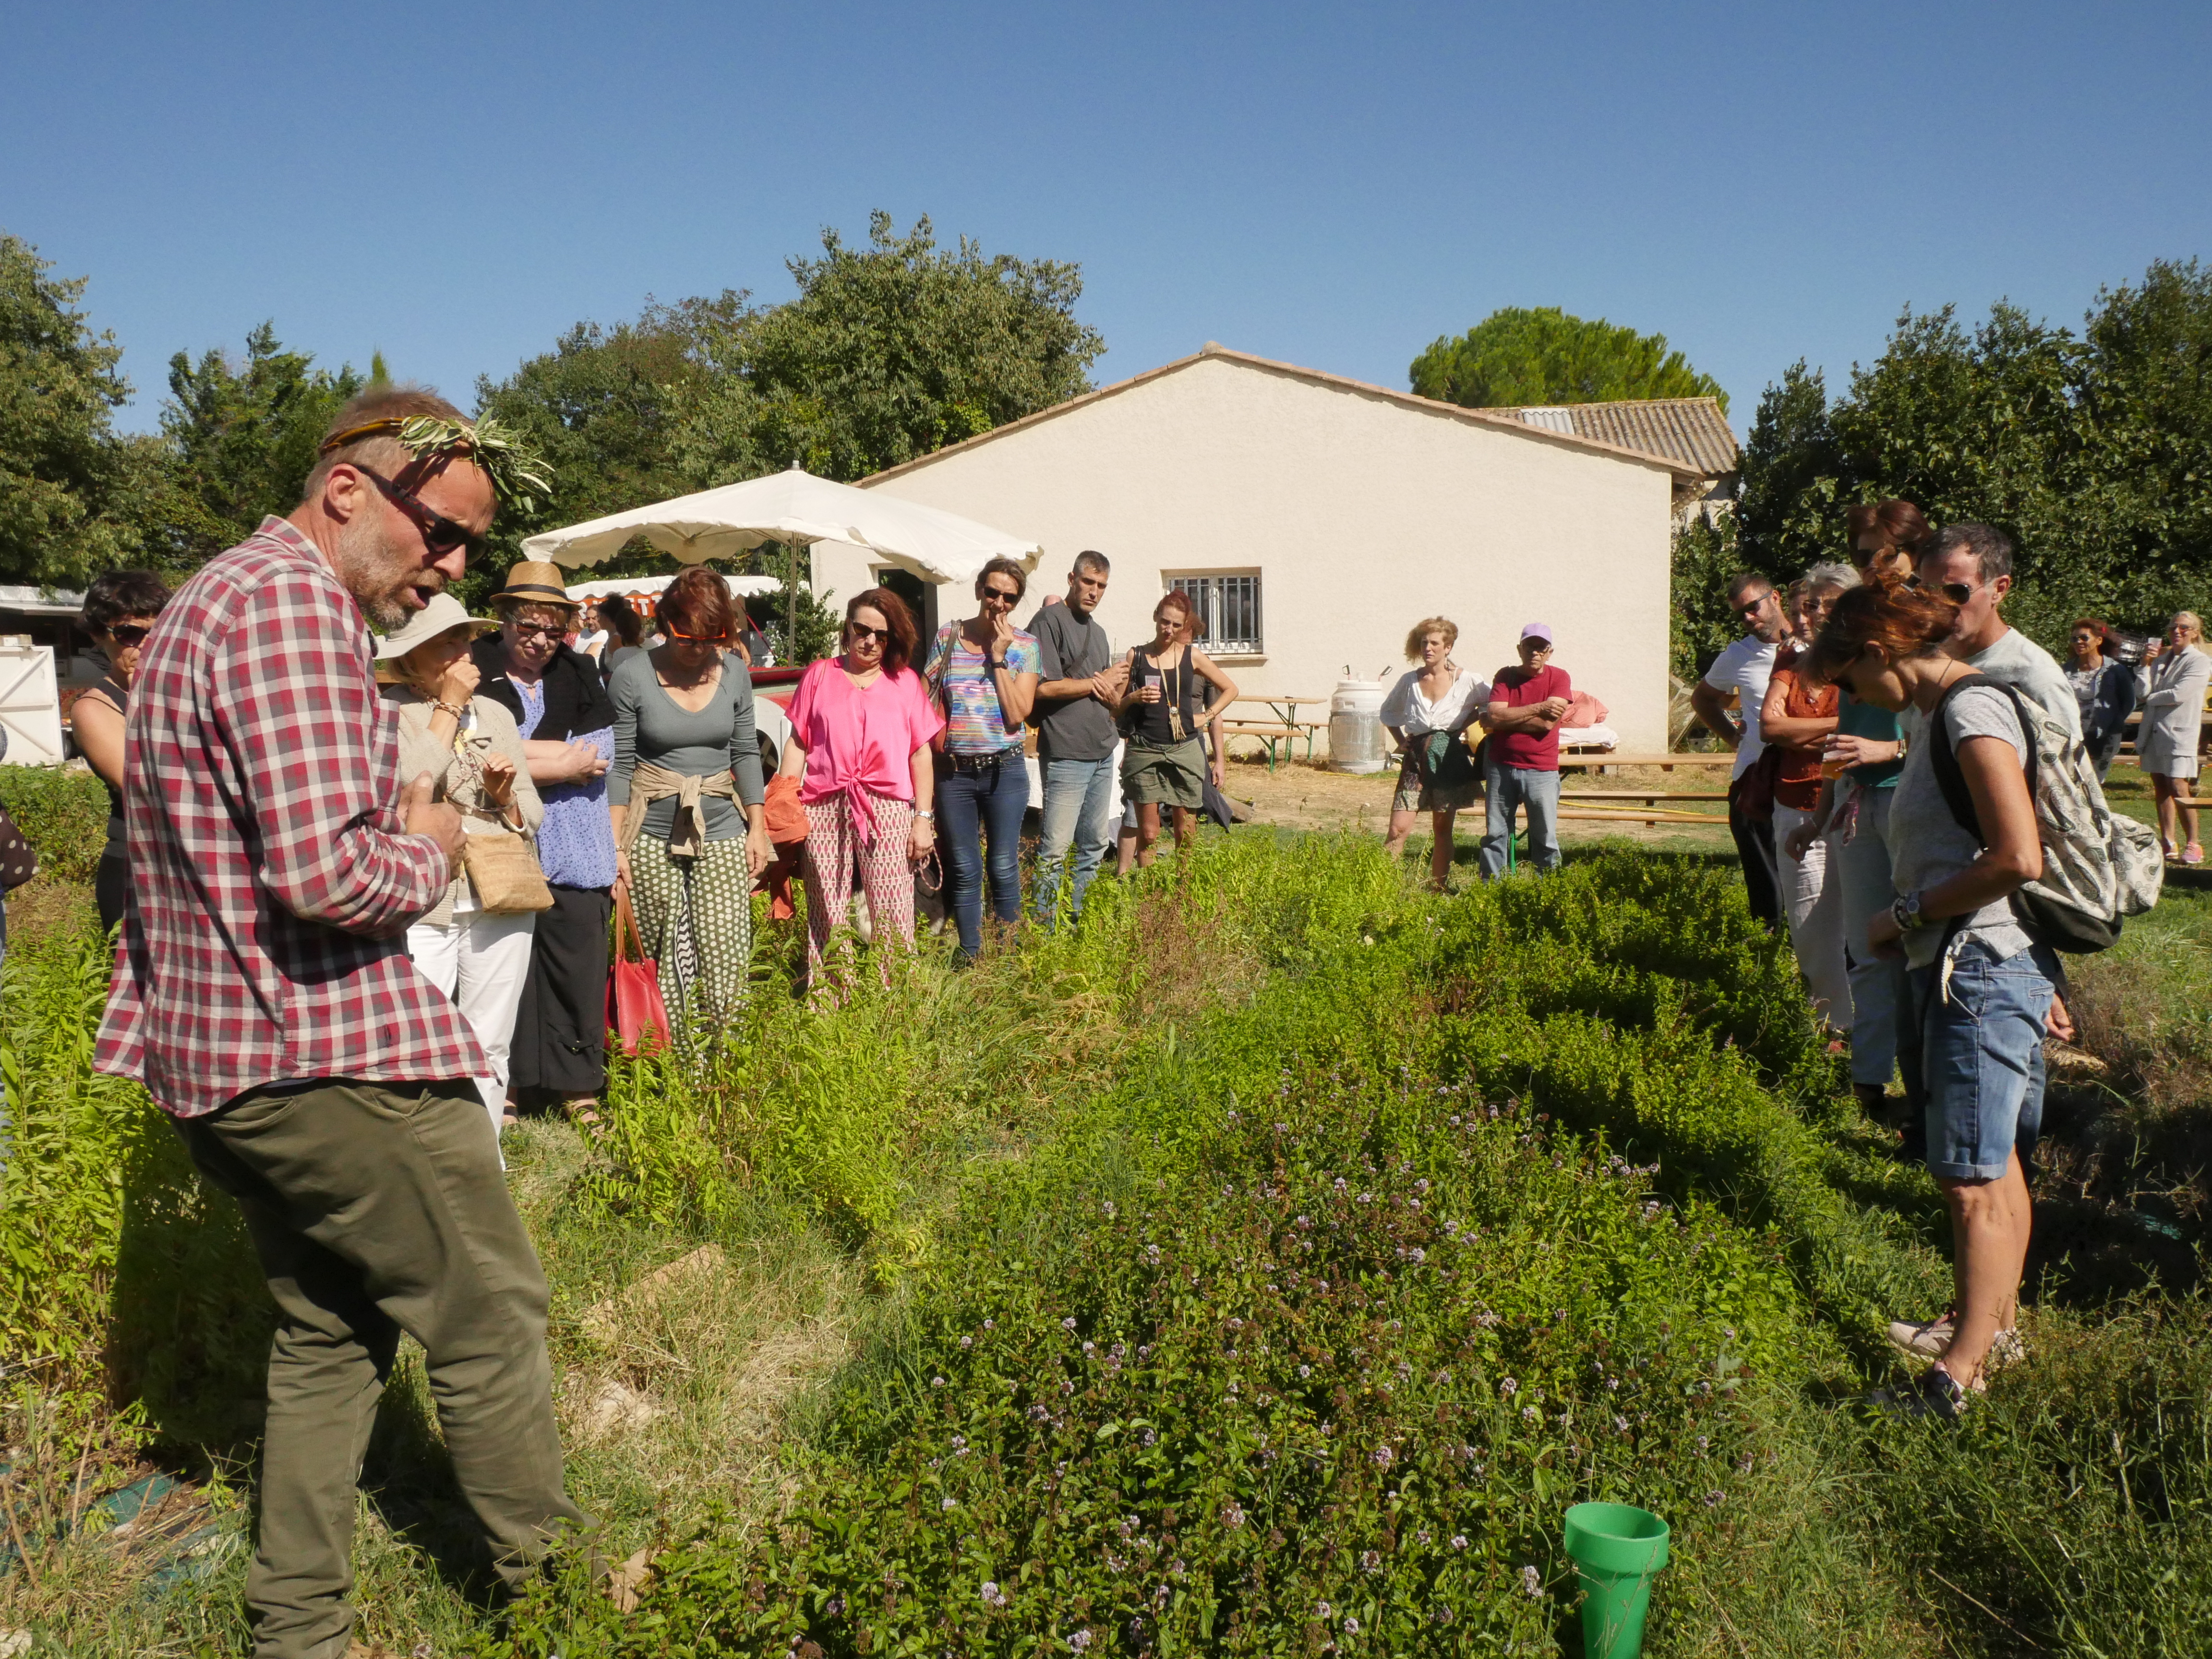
[98,386,588,1658]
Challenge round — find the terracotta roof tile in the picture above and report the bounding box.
[1478,397,1738,478]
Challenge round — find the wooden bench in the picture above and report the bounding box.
[1557,801,1725,814]
[1220,717,1325,770]
[1560,751,1736,775]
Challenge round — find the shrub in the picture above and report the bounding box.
[0,765,108,884]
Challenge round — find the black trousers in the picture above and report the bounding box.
[96,846,129,937]
[1726,778,1783,930]
[509,883,612,1101]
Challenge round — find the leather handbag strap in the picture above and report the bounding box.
[613,885,647,964]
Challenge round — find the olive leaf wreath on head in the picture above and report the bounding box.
[319,414,554,511]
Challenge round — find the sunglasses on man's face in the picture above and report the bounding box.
[357,467,487,561]
[1738,594,1773,617]
[107,624,151,647]
[1906,576,1978,606]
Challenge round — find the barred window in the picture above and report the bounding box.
[1169,573,1262,654]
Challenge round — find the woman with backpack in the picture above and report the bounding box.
[1806,578,2056,1421]
[2138,610,2210,864]
[1381,617,1485,892]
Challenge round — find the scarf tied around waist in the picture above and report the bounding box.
[622,760,739,858]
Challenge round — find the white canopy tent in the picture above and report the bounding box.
[561,572,781,604]
[522,466,1042,588]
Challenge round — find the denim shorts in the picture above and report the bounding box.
[1908,940,2057,1182]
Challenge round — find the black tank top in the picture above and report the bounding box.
[1129,646,1202,744]
[81,676,129,852]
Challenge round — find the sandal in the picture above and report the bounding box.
[565,1097,606,1139]
[2185,843,2205,866]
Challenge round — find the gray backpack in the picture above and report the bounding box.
[1928,674,2164,953]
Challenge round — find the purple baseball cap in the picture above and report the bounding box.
[1519,622,1554,645]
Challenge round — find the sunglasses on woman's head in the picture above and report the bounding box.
[107,624,151,647]
[356,467,487,560]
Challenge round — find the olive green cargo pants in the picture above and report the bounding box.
[179,1080,588,1659]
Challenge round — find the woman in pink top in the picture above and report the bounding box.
[779,588,944,987]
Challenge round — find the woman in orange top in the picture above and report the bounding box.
[1761,565,1858,1033]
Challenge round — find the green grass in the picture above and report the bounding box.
[3,833,2208,1654]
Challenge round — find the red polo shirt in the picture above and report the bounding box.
[1488,664,1573,771]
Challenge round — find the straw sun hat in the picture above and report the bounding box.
[371,592,500,666]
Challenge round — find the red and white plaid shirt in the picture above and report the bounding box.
[95,517,488,1117]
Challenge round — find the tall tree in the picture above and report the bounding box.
[0,233,141,587]
[668,211,1106,486]
[469,295,744,599]
[1721,263,2212,653]
[1409,306,1727,411]
[146,323,364,566]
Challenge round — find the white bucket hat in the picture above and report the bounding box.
[371,592,500,662]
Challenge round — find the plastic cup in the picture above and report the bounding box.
[1563,1502,1670,1659]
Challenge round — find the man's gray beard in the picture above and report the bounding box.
[331,513,439,631]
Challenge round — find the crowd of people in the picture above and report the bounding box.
[66,374,2200,1647]
[1688,502,2199,1421]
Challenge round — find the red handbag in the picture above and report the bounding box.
[608,887,671,1057]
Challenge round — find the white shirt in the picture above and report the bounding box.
[1701,634,1779,781]
[1380,667,1489,735]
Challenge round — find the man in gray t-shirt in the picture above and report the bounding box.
[1028,552,1128,924]
[1919,523,2081,738]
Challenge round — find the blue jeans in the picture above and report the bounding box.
[1034,756,1116,926]
[937,752,1029,960]
[1904,940,2057,1182]
[1835,785,1910,1090]
[1479,761,1561,878]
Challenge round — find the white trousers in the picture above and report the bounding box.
[1772,802,1852,1031]
[407,910,538,1139]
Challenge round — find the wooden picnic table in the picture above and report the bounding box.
[1560,751,1736,774]
[1559,789,1730,804]
[1226,696,1331,769]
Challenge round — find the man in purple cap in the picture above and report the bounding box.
[1478,623,1572,877]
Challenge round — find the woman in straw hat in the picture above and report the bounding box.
[376,593,544,1142]
[471,561,619,1131]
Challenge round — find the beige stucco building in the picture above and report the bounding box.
[814,345,1707,753]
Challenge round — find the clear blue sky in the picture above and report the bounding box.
[8,1,2207,436]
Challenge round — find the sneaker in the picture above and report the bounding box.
[1909,1364,1972,1421]
[1886,1313,2026,1369]
[1887,1311,1956,1357]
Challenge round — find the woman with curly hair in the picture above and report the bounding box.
[1380,616,1484,891]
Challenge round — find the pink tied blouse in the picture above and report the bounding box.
[786,658,946,840]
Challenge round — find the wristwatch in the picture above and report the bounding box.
[1892,891,1929,932]
[914,808,935,821]
[988,656,1009,673]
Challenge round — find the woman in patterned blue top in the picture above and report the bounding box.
[924,557,1042,962]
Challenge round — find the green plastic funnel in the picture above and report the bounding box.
[1563,1502,1670,1659]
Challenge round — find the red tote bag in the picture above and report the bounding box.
[608,887,671,1057]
